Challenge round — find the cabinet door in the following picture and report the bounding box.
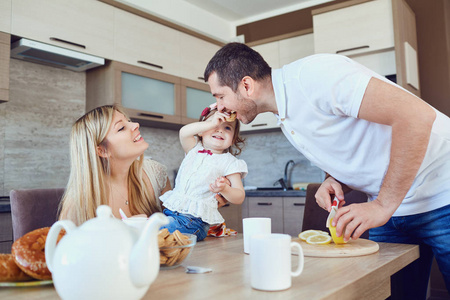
[283,197,305,237]
[11,0,114,58]
[178,34,220,82]
[240,112,279,132]
[114,9,181,76]
[218,203,243,233]
[0,0,11,33]
[252,41,280,69]
[0,212,12,253]
[247,197,283,233]
[180,78,215,124]
[0,32,9,102]
[279,33,315,66]
[313,0,395,56]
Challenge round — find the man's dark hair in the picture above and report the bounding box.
[204,43,271,92]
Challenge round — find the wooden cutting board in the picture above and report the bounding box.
[292,238,379,257]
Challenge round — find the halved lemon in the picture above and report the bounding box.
[329,218,347,244]
[306,234,332,245]
[299,230,327,241]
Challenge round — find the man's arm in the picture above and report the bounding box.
[333,77,436,241]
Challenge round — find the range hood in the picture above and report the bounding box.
[10,38,104,72]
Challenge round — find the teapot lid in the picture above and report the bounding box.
[80,205,127,232]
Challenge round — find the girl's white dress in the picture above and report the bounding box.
[160,143,248,224]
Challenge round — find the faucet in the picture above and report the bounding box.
[284,160,295,189]
[273,178,289,191]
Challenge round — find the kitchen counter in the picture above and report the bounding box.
[0,235,419,300]
[245,189,306,197]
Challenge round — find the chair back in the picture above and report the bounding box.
[302,183,369,239]
[10,188,65,241]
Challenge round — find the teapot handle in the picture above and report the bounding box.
[45,220,76,273]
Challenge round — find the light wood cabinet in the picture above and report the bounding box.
[0,211,12,253]
[279,33,315,66]
[11,0,114,59]
[0,0,11,33]
[0,32,10,103]
[177,34,220,82]
[87,61,182,129]
[218,203,243,233]
[252,42,281,69]
[242,196,305,236]
[180,78,216,124]
[312,0,420,96]
[113,9,181,76]
[240,112,279,133]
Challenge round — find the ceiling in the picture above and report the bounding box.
[182,0,335,24]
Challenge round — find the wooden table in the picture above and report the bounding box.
[0,235,419,300]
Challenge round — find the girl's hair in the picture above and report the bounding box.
[58,104,160,225]
[198,108,245,156]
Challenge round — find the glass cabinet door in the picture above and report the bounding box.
[181,78,215,123]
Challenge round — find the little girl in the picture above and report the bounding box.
[160,105,248,241]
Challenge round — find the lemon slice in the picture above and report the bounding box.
[306,234,332,245]
[298,230,325,241]
[329,218,347,244]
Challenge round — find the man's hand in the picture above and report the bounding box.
[315,176,346,212]
[332,199,392,242]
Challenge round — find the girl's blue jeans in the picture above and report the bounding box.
[369,204,450,299]
[160,209,210,241]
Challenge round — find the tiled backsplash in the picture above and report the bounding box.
[0,60,323,196]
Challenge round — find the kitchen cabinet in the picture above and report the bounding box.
[86,61,183,129]
[0,212,12,253]
[113,9,181,77]
[218,203,243,233]
[180,78,216,124]
[0,32,10,103]
[242,196,305,236]
[252,42,281,68]
[312,0,420,96]
[240,112,279,133]
[178,34,220,82]
[11,0,114,59]
[0,0,11,33]
[279,33,315,66]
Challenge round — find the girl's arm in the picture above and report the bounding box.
[179,112,228,153]
[210,173,245,205]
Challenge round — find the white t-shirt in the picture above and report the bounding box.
[272,53,450,216]
[160,143,248,224]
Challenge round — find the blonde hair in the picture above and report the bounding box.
[59,105,160,225]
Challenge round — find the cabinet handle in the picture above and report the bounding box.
[257,202,272,206]
[336,45,369,54]
[222,203,230,207]
[138,113,164,119]
[50,37,86,49]
[293,203,303,206]
[251,123,268,128]
[137,60,163,69]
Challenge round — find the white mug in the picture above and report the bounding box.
[243,217,271,254]
[250,233,304,291]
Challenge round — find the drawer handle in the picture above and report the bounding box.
[138,113,164,119]
[50,37,86,49]
[222,203,230,207]
[198,77,205,81]
[137,60,163,69]
[257,202,272,206]
[251,123,268,128]
[293,203,303,206]
[336,45,369,54]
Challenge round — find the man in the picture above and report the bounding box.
[204,42,450,298]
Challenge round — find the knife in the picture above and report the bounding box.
[325,197,340,228]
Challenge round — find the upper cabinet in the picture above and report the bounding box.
[0,0,11,33]
[10,0,114,59]
[313,0,395,56]
[113,9,181,76]
[180,78,216,124]
[313,0,420,96]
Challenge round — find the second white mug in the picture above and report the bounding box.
[242,217,271,254]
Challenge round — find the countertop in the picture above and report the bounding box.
[245,189,306,197]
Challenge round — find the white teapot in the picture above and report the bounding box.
[45,205,169,300]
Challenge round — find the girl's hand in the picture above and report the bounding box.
[210,176,228,193]
[207,111,229,128]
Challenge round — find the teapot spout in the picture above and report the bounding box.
[129,212,169,288]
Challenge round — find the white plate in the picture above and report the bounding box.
[0,280,53,287]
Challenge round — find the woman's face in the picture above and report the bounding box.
[101,111,149,161]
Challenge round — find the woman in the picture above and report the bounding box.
[59,105,171,225]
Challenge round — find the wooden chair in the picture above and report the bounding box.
[10,188,65,241]
[302,183,369,239]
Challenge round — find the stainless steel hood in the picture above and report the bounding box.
[10,38,104,72]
